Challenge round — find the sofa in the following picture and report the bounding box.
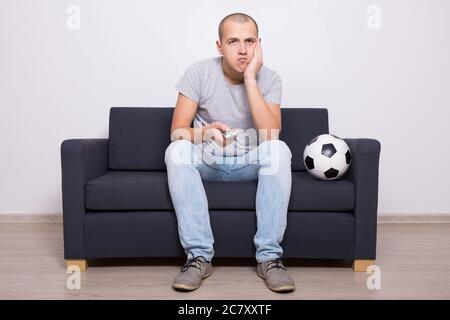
[61,107,381,272]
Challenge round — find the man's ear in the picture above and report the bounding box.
[216,40,223,55]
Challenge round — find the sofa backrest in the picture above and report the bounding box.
[109,107,173,170]
[108,107,329,171]
[280,108,329,170]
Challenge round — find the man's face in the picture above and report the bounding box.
[217,20,259,73]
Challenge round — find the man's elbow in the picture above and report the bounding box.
[260,126,281,142]
[170,127,191,142]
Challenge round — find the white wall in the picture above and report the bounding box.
[1,0,449,215]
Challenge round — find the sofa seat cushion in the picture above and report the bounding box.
[85,171,355,211]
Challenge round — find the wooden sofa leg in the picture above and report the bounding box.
[66,259,88,272]
[352,260,375,272]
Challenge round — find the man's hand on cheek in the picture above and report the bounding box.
[244,39,263,82]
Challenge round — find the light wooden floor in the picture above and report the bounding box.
[0,223,449,299]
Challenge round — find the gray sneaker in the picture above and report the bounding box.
[257,258,295,293]
[172,256,213,291]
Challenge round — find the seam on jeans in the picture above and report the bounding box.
[202,160,229,174]
[196,161,207,171]
[229,163,256,174]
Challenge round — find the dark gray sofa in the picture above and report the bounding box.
[61,107,381,272]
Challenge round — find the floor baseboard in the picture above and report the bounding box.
[0,214,63,223]
[0,213,449,224]
[378,213,450,223]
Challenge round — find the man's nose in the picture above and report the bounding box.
[238,42,247,54]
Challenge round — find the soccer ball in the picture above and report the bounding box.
[303,134,352,180]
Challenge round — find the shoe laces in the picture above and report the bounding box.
[181,256,207,272]
[266,258,286,271]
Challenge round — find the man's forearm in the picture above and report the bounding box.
[245,80,280,140]
[170,126,204,144]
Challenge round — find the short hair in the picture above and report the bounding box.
[218,13,259,41]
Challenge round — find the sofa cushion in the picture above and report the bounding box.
[86,171,355,211]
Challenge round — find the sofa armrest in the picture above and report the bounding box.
[343,138,381,260]
[61,139,109,258]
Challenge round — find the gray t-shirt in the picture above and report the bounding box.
[175,56,282,156]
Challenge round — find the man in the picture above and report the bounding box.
[165,13,295,293]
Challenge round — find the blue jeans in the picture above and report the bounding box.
[164,139,292,263]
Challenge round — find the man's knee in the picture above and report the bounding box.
[257,140,292,175]
[258,139,292,162]
[165,139,195,166]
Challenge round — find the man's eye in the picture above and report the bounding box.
[229,40,236,44]
[246,40,254,43]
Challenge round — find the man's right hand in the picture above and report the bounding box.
[202,121,234,147]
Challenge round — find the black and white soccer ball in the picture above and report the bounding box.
[303,134,352,180]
